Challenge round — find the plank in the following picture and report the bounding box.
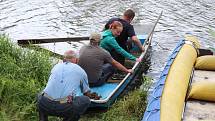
[18,36,89,45]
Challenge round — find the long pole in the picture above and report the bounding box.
[17,36,89,45]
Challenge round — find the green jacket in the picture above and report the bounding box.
[100,30,136,60]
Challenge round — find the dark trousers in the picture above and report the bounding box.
[89,63,115,87]
[37,94,90,121]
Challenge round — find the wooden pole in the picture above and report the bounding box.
[17,36,89,45]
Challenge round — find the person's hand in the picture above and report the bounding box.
[141,46,145,52]
[136,58,142,62]
[90,92,102,100]
[84,91,101,100]
[127,69,133,73]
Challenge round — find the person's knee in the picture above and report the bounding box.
[75,96,90,114]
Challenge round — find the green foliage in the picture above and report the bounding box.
[0,35,52,121]
[0,78,39,120]
[0,35,51,81]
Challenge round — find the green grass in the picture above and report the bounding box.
[0,34,52,121]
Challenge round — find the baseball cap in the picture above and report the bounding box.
[89,32,102,43]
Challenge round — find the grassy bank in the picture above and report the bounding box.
[0,35,52,121]
[0,35,151,121]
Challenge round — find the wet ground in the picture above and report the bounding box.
[0,0,214,80]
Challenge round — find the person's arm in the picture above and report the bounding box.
[109,37,136,61]
[81,71,101,100]
[127,25,145,52]
[131,36,145,52]
[111,58,133,73]
[80,70,91,94]
[84,91,101,100]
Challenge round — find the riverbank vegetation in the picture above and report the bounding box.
[0,35,151,121]
[0,35,52,121]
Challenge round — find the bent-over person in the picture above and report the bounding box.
[100,21,140,63]
[37,50,90,121]
[104,9,144,65]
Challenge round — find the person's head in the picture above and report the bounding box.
[109,21,123,37]
[63,50,78,63]
[122,9,135,23]
[89,32,102,46]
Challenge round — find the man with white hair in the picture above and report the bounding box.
[37,50,91,121]
[78,32,132,87]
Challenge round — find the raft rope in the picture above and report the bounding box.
[184,40,199,56]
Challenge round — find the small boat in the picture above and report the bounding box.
[88,12,162,108]
[142,34,215,121]
[18,12,162,108]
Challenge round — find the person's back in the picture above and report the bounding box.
[78,45,112,85]
[43,62,88,98]
[78,33,114,86]
[79,32,133,87]
[37,50,91,121]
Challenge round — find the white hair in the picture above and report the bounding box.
[63,50,77,59]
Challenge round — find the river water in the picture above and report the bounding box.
[0,0,214,80]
